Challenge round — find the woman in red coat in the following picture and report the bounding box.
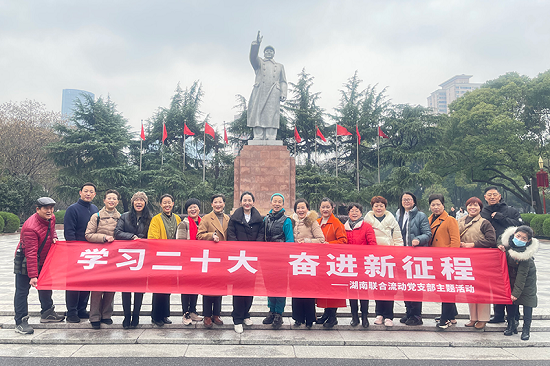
[345,202,377,328]
[315,198,348,328]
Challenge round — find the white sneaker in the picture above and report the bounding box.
[234,324,244,334]
[182,316,192,326]
[243,318,253,326]
[374,315,384,325]
[189,312,203,321]
[384,318,394,327]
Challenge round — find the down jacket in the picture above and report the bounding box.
[501,227,539,308]
[395,206,432,246]
[85,207,121,242]
[364,210,403,246]
[291,211,325,243]
[114,212,151,240]
[227,207,263,241]
[344,220,377,245]
[17,213,58,278]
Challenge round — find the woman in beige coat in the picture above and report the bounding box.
[291,199,325,328]
[85,189,121,329]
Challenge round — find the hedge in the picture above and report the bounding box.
[54,210,66,225]
[0,216,4,232]
[0,212,20,233]
[543,218,550,237]
[521,213,536,226]
[529,214,548,236]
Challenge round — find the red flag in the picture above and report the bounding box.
[162,123,167,143]
[294,126,302,143]
[378,126,389,139]
[356,125,361,145]
[204,122,215,139]
[184,123,195,136]
[140,122,145,141]
[224,126,229,144]
[336,124,352,136]
[316,126,326,142]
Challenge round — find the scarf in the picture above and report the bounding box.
[188,216,201,240]
[349,217,363,230]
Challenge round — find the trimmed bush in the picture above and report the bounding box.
[0,212,20,233]
[529,214,548,236]
[521,213,536,226]
[0,215,4,232]
[54,210,66,225]
[543,218,550,237]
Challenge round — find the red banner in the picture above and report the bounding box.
[38,240,512,304]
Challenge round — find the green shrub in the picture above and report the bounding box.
[521,213,536,226]
[529,215,548,236]
[0,215,4,232]
[0,212,20,233]
[54,210,66,225]
[543,218,550,237]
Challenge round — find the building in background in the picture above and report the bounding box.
[61,89,94,121]
[427,75,482,114]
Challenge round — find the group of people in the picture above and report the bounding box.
[14,183,538,341]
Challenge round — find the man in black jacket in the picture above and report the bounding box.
[481,186,522,323]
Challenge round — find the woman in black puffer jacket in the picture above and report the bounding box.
[114,192,152,329]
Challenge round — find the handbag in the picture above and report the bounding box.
[14,223,51,276]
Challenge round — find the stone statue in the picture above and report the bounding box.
[247,31,287,141]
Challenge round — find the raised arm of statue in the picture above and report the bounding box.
[280,65,288,102]
[250,31,262,70]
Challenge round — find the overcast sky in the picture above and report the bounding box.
[1,0,549,135]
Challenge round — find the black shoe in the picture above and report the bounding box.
[151,318,164,327]
[405,316,423,326]
[316,310,329,324]
[66,315,81,323]
[78,311,90,319]
[521,330,530,341]
[361,313,369,328]
[350,312,360,327]
[504,318,518,336]
[123,317,131,329]
[306,323,313,329]
[294,321,303,326]
[488,316,505,324]
[40,306,65,323]
[91,321,101,330]
[131,316,140,328]
[15,316,34,335]
[323,317,338,329]
[399,315,408,324]
[163,317,172,324]
[272,313,283,329]
[100,318,113,325]
[263,312,275,324]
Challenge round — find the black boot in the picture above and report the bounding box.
[503,317,518,336]
[122,316,130,329]
[521,308,532,341]
[323,308,338,329]
[350,311,360,327]
[316,309,329,324]
[361,313,369,328]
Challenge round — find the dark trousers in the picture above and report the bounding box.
[232,295,253,325]
[440,302,458,322]
[349,299,369,315]
[375,300,394,320]
[122,292,144,318]
[291,298,316,325]
[151,293,170,321]
[65,290,90,317]
[405,301,422,319]
[493,303,506,320]
[203,296,222,317]
[14,274,53,324]
[181,294,199,314]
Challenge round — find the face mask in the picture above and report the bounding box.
[512,237,527,247]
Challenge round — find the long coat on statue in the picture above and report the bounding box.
[247,42,287,129]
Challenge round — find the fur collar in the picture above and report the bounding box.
[501,226,540,261]
[344,219,363,231]
[292,211,318,228]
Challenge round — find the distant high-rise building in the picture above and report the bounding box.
[427,75,481,114]
[61,89,95,121]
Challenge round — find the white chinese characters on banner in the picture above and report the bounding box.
[77,248,109,269]
[289,252,320,276]
[227,250,258,274]
[116,249,146,270]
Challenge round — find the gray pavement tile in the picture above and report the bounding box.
[72,344,189,357]
[31,329,144,344]
[439,330,550,347]
[339,330,450,346]
[239,329,345,346]
[504,347,550,360]
[398,346,519,360]
[186,345,295,358]
[0,329,48,344]
[294,345,408,359]
[138,329,240,344]
[0,344,83,357]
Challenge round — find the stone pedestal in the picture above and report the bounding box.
[233,145,296,216]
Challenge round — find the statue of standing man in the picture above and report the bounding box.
[247,31,287,141]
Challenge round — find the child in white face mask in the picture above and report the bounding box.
[498,225,539,341]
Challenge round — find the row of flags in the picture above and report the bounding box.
[140,121,229,144]
[293,124,389,144]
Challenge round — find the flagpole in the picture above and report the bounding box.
[335,124,338,179]
[377,127,381,184]
[315,126,317,167]
[357,123,359,191]
[202,128,206,182]
[183,131,186,172]
[140,119,143,172]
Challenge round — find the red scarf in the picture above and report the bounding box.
[188,216,201,240]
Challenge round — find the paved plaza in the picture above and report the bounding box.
[0,231,549,360]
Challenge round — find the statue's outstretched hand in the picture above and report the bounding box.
[255,31,263,44]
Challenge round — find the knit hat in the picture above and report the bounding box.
[131,191,148,205]
[185,198,201,212]
[270,193,285,203]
